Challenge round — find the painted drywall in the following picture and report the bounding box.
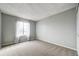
[0,10,1,48]
[30,20,36,40]
[77,6,79,55]
[0,3,77,21]
[2,13,17,45]
[1,13,36,45]
[36,7,76,50]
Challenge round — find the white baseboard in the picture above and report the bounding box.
[2,42,15,46]
[38,39,77,51]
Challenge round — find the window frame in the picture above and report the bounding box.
[16,21,30,38]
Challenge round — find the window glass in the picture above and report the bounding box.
[16,21,30,38]
[24,22,30,37]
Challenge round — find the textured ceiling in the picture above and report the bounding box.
[0,3,77,21]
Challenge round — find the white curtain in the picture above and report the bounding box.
[16,21,30,43]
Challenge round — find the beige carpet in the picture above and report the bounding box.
[0,40,77,56]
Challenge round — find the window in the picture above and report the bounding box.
[16,21,30,38]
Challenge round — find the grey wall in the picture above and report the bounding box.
[77,6,79,55]
[0,11,1,48]
[2,13,36,45]
[2,13,17,45]
[30,20,36,40]
[36,8,76,50]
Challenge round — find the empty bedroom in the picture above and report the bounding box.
[0,3,79,56]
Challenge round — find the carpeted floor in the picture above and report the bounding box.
[0,40,77,56]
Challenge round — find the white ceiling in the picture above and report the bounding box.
[0,3,77,21]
